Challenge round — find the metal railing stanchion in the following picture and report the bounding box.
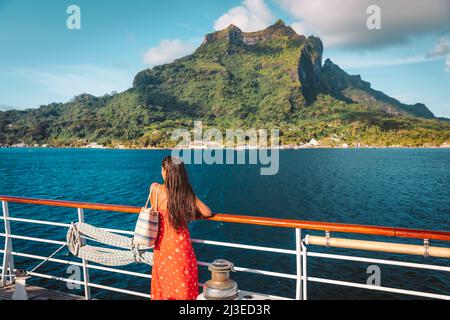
[301,241,308,300]
[295,228,302,300]
[77,208,91,299]
[1,201,15,287]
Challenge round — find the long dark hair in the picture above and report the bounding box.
[162,156,197,230]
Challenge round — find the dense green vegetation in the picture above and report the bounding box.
[1,21,449,148]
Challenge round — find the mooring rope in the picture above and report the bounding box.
[28,243,67,274]
[66,222,154,266]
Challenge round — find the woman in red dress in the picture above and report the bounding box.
[150,156,212,300]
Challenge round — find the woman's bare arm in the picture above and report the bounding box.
[196,197,213,218]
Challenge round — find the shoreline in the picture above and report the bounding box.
[2,145,450,150]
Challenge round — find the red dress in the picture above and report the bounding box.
[150,183,199,300]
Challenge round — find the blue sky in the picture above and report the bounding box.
[0,0,449,117]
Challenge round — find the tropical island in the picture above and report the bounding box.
[1,20,449,149]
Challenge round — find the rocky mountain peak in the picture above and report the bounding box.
[203,20,304,46]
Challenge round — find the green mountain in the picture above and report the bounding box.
[1,20,449,147]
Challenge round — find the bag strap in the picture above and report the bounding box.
[155,184,160,210]
[144,183,160,210]
[144,183,154,209]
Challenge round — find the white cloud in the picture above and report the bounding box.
[143,39,196,66]
[334,54,429,70]
[426,37,450,72]
[290,22,308,37]
[391,94,420,105]
[214,0,275,32]
[276,0,450,48]
[427,37,450,58]
[9,64,133,100]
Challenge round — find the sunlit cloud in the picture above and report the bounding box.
[427,37,450,58]
[276,0,450,49]
[214,0,274,32]
[391,94,421,105]
[426,37,450,73]
[332,54,430,70]
[143,39,197,66]
[7,64,133,100]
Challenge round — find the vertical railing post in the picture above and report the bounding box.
[301,242,308,300]
[295,228,303,300]
[77,208,91,299]
[1,201,15,287]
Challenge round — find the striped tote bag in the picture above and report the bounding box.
[133,184,160,248]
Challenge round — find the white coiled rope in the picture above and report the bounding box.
[67,222,154,266]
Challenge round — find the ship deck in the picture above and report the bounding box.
[0,284,85,300]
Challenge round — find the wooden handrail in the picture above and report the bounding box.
[1,195,449,242]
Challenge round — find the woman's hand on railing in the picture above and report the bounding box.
[196,197,213,219]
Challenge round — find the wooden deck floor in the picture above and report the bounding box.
[0,284,85,300]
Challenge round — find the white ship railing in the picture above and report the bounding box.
[1,195,449,300]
